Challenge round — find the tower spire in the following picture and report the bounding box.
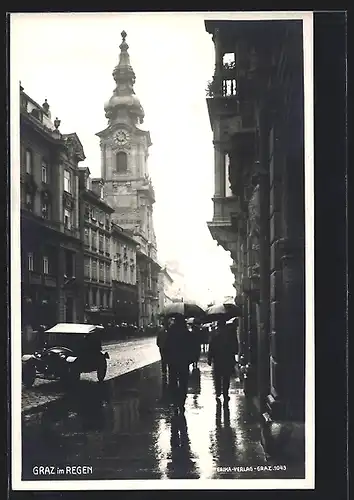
[104,30,144,125]
[112,30,136,96]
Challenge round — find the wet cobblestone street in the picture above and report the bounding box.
[21,336,159,412]
[21,352,305,481]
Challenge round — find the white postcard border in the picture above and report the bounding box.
[10,10,314,491]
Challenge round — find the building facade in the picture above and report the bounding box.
[96,31,160,327]
[78,167,114,324]
[205,20,305,459]
[20,86,85,341]
[158,266,174,312]
[111,223,139,325]
[78,167,139,326]
[164,260,188,302]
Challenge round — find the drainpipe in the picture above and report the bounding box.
[257,103,271,414]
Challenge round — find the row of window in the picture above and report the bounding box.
[24,192,51,218]
[84,229,110,252]
[24,148,49,183]
[83,256,135,284]
[24,149,132,193]
[27,250,75,276]
[86,288,112,309]
[27,253,49,274]
[112,260,135,284]
[24,193,73,229]
[84,204,110,226]
[25,148,72,195]
[84,259,111,283]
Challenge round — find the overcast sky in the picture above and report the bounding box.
[11,12,239,307]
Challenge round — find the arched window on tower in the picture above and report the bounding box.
[116,151,128,173]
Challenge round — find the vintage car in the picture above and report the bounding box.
[22,323,110,388]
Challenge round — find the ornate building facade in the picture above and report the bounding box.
[205,20,305,460]
[158,266,174,312]
[78,167,139,326]
[78,167,114,324]
[20,85,85,341]
[96,31,160,327]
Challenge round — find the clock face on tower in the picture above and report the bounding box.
[114,130,130,146]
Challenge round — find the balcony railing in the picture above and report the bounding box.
[28,272,57,287]
[212,196,240,223]
[44,275,57,287]
[29,271,42,285]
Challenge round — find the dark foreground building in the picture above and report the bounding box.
[20,86,85,348]
[205,20,305,460]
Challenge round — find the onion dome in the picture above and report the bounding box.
[104,31,145,125]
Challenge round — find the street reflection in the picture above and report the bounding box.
[166,414,199,479]
[22,359,304,480]
[209,400,238,477]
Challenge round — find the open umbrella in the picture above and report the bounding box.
[161,301,205,319]
[206,303,242,320]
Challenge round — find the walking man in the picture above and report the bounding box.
[164,315,193,414]
[156,319,168,376]
[208,318,239,402]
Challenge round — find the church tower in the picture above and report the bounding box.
[96,31,160,327]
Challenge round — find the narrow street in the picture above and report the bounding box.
[22,350,305,481]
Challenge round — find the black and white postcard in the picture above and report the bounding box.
[10,10,315,490]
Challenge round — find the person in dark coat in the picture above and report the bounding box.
[164,315,193,414]
[208,318,239,402]
[190,321,203,370]
[156,320,168,376]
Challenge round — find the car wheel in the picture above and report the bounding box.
[97,357,107,382]
[22,362,36,388]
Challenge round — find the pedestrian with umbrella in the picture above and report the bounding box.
[206,302,241,403]
[161,301,205,320]
[161,301,205,414]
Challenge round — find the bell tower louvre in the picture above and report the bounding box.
[96,31,160,327]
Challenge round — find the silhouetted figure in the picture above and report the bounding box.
[208,318,239,401]
[190,323,202,370]
[164,316,193,414]
[156,321,168,376]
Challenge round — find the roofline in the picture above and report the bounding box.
[161,267,174,283]
[81,190,115,213]
[20,113,65,146]
[111,223,139,245]
[21,89,47,115]
[62,132,86,161]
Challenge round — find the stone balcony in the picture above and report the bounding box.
[207,195,241,253]
[211,195,240,223]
